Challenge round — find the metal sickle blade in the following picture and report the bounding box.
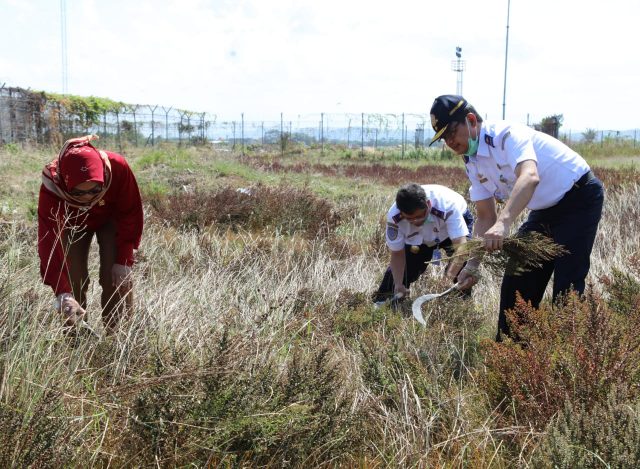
[411,284,460,326]
[412,294,438,325]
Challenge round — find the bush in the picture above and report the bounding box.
[126,329,362,466]
[252,161,471,194]
[482,287,640,433]
[602,268,640,316]
[0,390,77,467]
[148,184,341,238]
[533,390,640,468]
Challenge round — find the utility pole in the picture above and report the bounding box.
[502,0,511,119]
[60,0,69,93]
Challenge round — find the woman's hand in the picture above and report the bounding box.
[111,263,133,290]
[58,294,86,327]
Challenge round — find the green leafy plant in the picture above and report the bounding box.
[533,390,640,468]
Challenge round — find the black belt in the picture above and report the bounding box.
[571,170,594,190]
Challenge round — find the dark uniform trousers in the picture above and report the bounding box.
[498,171,604,340]
[374,210,474,302]
[63,219,133,330]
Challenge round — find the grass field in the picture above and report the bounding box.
[1,142,640,467]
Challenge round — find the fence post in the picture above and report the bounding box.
[148,105,157,146]
[401,113,405,158]
[601,130,604,148]
[161,107,172,142]
[58,102,64,141]
[241,113,245,156]
[320,112,324,156]
[634,129,637,148]
[280,112,284,157]
[374,128,378,151]
[178,111,184,144]
[8,88,15,143]
[131,104,139,146]
[261,121,264,145]
[232,121,236,150]
[361,112,364,157]
[115,110,122,153]
[0,83,5,143]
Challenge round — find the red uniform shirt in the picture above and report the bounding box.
[38,151,143,295]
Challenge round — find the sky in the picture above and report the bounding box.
[1,0,638,131]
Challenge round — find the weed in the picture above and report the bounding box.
[149,184,341,238]
[0,390,77,467]
[483,287,640,433]
[533,389,640,468]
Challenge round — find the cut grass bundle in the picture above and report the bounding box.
[447,231,569,277]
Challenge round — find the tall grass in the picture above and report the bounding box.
[1,145,640,466]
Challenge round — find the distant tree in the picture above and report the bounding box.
[534,114,564,138]
[582,128,597,143]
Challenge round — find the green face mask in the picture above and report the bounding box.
[465,118,479,157]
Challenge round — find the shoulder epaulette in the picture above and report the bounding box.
[484,134,495,148]
[429,207,454,221]
[392,213,403,223]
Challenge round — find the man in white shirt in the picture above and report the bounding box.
[372,183,473,306]
[429,95,604,340]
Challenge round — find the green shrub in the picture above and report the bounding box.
[0,390,77,467]
[602,268,640,316]
[126,328,363,466]
[3,142,20,155]
[533,390,640,468]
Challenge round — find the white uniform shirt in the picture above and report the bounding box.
[385,184,470,252]
[465,121,590,210]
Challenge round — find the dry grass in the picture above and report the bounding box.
[1,145,639,466]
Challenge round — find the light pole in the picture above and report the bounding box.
[60,0,69,93]
[502,0,511,119]
[451,46,465,96]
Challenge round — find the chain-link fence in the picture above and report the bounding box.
[1,85,638,154]
[0,86,434,154]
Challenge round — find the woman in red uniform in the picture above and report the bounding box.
[38,135,143,330]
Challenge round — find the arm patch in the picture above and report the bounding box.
[387,225,399,241]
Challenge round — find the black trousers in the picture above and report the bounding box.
[373,210,474,302]
[497,171,604,340]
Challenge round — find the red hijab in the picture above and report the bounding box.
[42,135,112,208]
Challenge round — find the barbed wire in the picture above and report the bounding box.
[1,86,637,153]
